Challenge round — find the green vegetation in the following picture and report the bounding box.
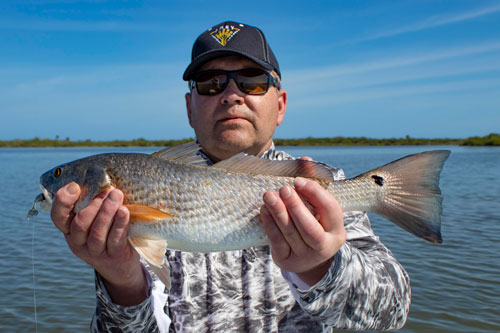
[461,133,500,146]
[274,135,463,146]
[1,134,498,148]
[0,137,195,148]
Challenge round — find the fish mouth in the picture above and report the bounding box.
[26,185,53,219]
[40,184,53,207]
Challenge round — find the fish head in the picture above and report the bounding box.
[39,156,112,213]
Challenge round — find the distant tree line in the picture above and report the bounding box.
[460,133,500,146]
[0,133,498,148]
[274,135,462,146]
[0,137,194,148]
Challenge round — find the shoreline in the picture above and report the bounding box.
[1,133,498,147]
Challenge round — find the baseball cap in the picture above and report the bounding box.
[183,21,280,81]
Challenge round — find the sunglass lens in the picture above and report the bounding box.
[237,69,269,94]
[195,71,227,95]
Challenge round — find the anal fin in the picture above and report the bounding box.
[129,237,171,290]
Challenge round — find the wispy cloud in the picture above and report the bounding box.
[290,76,500,110]
[1,62,182,89]
[0,18,166,31]
[286,41,500,83]
[285,41,500,109]
[0,62,186,121]
[353,4,500,43]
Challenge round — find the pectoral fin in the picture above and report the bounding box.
[125,204,173,224]
[129,237,171,290]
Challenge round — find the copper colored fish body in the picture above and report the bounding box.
[29,143,450,288]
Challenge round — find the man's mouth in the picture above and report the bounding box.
[221,117,244,122]
[218,113,250,124]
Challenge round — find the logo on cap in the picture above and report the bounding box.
[209,24,242,46]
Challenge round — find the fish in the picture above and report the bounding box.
[28,142,450,288]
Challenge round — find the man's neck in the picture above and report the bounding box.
[200,141,276,163]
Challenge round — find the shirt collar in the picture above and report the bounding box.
[197,141,277,165]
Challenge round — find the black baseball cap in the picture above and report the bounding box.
[183,21,281,81]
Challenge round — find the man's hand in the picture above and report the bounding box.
[259,162,346,286]
[50,182,148,305]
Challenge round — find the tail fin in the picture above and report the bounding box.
[366,150,450,244]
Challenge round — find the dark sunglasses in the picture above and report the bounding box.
[190,68,279,96]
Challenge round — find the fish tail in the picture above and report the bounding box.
[364,150,450,243]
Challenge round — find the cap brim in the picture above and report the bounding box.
[183,49,275,81]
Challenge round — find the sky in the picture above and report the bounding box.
[1,0,499,141]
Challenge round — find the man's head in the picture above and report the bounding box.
[184,21,287,161]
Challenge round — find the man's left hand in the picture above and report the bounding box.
[260,167,346,286]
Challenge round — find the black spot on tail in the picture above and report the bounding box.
[372,175,384,186]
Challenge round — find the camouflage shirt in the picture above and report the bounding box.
[91,144,410,332]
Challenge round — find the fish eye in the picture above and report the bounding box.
[54,168,62,178]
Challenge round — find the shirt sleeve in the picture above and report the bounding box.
[283,210,411,330]
[91,264,171,333]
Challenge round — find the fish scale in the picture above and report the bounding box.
[105,158,270,251]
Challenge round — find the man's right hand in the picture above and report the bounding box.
[50,182,148,305]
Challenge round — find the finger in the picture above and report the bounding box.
[277,183,326,251]
[259,204,290,260]
[264,188,309,256]
[299,156,312,161]
[107,206,131,257]
[69,189,112,247]
[50,182,80,234]
[294,177,343,233]
[87,189,124,257]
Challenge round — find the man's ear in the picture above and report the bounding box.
[185,92,194,128]
[276,89,287,126]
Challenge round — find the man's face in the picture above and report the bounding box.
[186,55,287,161]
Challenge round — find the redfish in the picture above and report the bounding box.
[28,142,450,287]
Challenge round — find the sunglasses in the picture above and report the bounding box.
[190,68,279,96]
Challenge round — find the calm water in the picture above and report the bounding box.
[1,146,499,332]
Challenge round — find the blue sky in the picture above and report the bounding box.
[1,0,499,141]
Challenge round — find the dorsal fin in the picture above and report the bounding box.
[153,142,207,165]
[212,154,334,183]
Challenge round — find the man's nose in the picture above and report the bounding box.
[220,79,244,105]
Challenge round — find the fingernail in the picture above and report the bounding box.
[116,206,128,219]
[66,182,78,195]
[280,186,292,199]
[264,192,277,206]
[108,190,121,203]
[294,177,307,189]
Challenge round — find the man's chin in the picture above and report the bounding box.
[207,134,255,160]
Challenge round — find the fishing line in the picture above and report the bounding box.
[32,218,38,333]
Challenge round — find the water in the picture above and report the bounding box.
[1,146,499,332]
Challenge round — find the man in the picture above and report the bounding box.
[50,21,410,332]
